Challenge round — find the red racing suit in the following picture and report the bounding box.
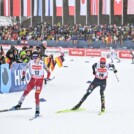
[22,59,48,105]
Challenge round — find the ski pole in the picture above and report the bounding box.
[114,73,119,82]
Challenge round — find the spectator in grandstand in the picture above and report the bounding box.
[36,46,42,58]
[20,50,29,63]
[29,45,34,52]
[26,49,32,61]
[10,46,22,63]
[0,51,6,65]
[39,40,48,58]
[6,49,15,68]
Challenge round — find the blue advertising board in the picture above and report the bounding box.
[0,63,31,93]
[0,64,11,93]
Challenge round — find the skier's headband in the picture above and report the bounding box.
[32,54,38,59]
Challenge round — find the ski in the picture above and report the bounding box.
[0,107,32,113]
[29,115,42,121]
[56,108,86,113]
[98,111,105,115]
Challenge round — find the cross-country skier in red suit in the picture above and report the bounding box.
[72,57,117,113]
[14,51,50,117]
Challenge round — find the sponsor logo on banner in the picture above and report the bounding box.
[86,50,101,57]
[13,69,30,86]
[69,49,85,56]
[0,64,11,93]
[10,63,31,92]
[119,51,131,59]
[32,65,42,70]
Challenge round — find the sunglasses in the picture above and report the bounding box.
[100,62,106,64]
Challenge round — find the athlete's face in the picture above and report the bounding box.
[33,57,40,63]
[100,62,106,68]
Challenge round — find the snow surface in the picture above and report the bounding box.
[0,56,134,134]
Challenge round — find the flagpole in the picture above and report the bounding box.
[74,0,76,24]
[86,0,88,25]
[52,0,54,25]
[30,0,32,27]
[20,0,22,26]
[122,0,124,25]
[41,0,43,23]
[109,0,111,24]
[0,1,1,16]
[97,0,100,25]
[62,0,64,25]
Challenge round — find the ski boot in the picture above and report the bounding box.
[13,102,22,110]
[35,111,40,117]
[101,105,105,113]
[35,105,40,117]
[71,103,81,110]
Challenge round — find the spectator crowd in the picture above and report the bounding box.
[0,40,47,68]
[0,23,134,46]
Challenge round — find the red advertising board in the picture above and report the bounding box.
[119,51,132,59]
[69,49,85,56]
[86,50,101,56]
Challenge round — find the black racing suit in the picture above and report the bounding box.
[72,62,116,111]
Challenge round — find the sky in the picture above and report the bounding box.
[0,56,134,134]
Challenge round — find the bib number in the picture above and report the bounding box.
[35,71,39,75]
[99,73,104,78]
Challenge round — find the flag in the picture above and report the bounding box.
[102,0,110,15]
[44,56,56,71]
[68,0,75,16]
[127,0,134,15]
[13,0,21,16]
[56,0,63,16]
[90,0,99,15]
[80,0,87,16]
[114,0,122,15]
[33,0,43,16]
[55,55,64,68]
[23,0,31,16]
[4,0,10,16]
[45,0,53,16]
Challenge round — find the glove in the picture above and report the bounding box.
[44,78,47,84]
[21,76,25,81]
[114,70,117,73]
[93,71,96,75]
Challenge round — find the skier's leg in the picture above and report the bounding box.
[35,78,43,116]
[72,84,97,110]
[14,78,35,109]
[100,84,106,112]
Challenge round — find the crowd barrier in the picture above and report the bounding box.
[0,40,134,49]
[0,63,30,94]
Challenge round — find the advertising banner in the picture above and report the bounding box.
[86,49,101,57]
[0,63,31,93]
[69,49,85,56]
[10,63,31,93]
[119,51,132,59]
[0,64,11,93]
